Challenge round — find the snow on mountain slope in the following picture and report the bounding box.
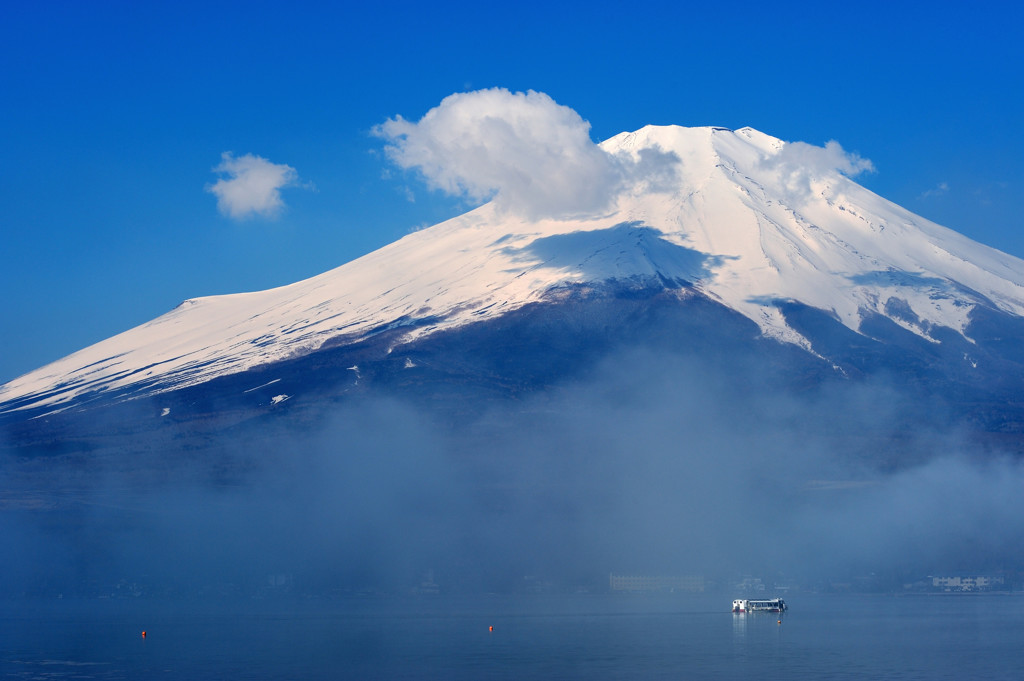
[4,125,1024,415]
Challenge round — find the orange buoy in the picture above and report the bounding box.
[141,631,147,638]
[488,625,494,632]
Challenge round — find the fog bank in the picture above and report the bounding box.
[3,348,1023,597]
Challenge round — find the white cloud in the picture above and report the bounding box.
[761,139,875,202]
[919,182,950,200]
[207,152,300,220]
[374,88,678,220]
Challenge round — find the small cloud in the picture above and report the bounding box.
[973,181,1011,208]
[373,88,679,221]
[761,139,875,202]
[206,152,304,220]
[919,182,950,200]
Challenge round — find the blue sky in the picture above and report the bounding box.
[2,0,1022,383]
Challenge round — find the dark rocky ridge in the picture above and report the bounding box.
[4,281,1024,472]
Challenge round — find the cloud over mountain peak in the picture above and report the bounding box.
[374,88,680,220]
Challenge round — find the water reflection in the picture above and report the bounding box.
[731,610,786,649]
[732,612,748,639]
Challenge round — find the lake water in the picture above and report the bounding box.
[2,592,1022,680]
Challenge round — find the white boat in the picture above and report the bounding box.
[732,598,787,613]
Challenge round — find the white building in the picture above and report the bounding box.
[931,575,1004,591]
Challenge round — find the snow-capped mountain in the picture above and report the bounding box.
[4,125,1024,419]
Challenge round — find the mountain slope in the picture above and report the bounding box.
[3,125,1024,418]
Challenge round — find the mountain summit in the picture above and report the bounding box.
[4,125,1024,425]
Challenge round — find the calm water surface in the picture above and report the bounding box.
[2,593,1021,680]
